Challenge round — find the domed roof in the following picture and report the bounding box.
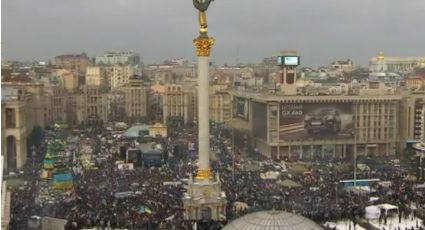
[223,210,323,230]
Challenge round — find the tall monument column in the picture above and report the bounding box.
[183,0,227,221]
[194,36,214,179]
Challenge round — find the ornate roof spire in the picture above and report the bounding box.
[377,51,385,61]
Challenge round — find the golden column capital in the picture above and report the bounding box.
[196,169,212,180]
[193,36,215,57]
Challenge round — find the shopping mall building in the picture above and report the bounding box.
[230,90,404,160]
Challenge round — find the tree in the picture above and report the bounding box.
[27,126,45,156]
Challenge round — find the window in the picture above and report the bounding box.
[5,108,16,128]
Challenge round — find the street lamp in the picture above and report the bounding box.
[354,103,358,188]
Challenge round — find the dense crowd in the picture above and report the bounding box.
[6,124,425,230]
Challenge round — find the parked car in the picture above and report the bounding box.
[304,109,341,134]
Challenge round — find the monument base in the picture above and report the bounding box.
[183,177,227,221]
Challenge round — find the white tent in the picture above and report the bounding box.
[365,205,381,219]
[346,186,374,195]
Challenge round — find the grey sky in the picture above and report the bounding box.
[2,0,425,66]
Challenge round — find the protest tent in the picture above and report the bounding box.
[260,171,280,180]
[114,191,135,199]
[365,205,381,219]
[53,172,73,190]
[40,170,51,179]
[43,159,54,170]
[138,205,152,214]
[278,179,302,188]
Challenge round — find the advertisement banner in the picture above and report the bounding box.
[279,103,353,140]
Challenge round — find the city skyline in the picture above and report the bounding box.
[2,0,425,66]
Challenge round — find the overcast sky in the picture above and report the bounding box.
[2,0,425,66]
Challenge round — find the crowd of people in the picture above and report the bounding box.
[6,123,425,230]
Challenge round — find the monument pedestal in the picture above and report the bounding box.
[183,177,227,220]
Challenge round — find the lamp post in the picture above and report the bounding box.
[354,103,358,187]
[232,120,235,181]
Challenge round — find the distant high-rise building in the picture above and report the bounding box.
[105,65,135,89]
[95,51,140,66]
[54,53,91,74]
[86,66,107,87]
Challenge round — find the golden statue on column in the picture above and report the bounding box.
[193,0,215,57]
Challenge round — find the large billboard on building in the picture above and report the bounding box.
[234,97,249,120]
[279,103,353,140]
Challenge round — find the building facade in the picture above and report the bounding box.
[44,86,68,124]
[86,66,107,87]
[51,69,79,92]
[122,79,149,121]
[162,83,197,125]
[1,87,30,170]
[149,83,166,122]
[210,84,232,124]
[81,86,109,126]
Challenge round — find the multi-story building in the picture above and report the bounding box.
[1,80,46,129]
[330,59,355,71]
[369,51,425,73]
[1,87,30,170]
[122,79,149,121]
[162,83,197,125]
[149,83,166,122]
[80,85,109,126]
[44,86,68,124]
[413,100,425,182]
[399,91,425,146]
[107,90,126,122]
[230,89,402,160]
[405,73,425,90]
[51,69,79,92]
[86,66,107,87]
[54,53,91,74]
[210,84,232,124]
[105,65,135,89]
[95,51,140,66]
